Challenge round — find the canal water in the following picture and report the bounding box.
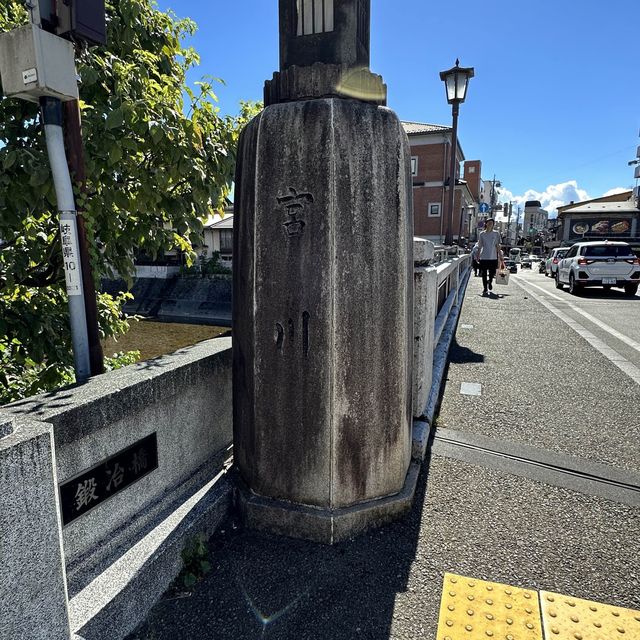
[102,319,229,362]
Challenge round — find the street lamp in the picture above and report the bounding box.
[440,59,474,246]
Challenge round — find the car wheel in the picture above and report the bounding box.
[555,272,563,290]
[624,283,638,297]
[569,273,581,295]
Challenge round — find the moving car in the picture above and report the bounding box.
[504,259,518,274]
[555,241,640,296]
[509,247,522,263]
[521,257,532,269]
[545,247,571,278]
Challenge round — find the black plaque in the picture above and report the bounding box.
[59,433,158,525]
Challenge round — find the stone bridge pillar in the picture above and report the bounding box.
[233,0,415,543]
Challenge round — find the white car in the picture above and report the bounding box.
[545,247,571,278]
[555,241,640,296]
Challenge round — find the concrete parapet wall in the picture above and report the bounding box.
[0,414,71,640]
[413,244,471,420]
[6,339,232,605]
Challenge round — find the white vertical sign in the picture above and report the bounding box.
[59,217,82,296]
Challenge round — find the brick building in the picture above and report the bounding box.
[402,121,480,244]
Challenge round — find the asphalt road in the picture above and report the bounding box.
[517,267,640,376]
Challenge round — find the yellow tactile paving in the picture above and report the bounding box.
[540,590,640,640]
[436,573,543,640]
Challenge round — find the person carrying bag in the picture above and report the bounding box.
[476,219,504,295]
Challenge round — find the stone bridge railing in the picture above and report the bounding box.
[0,240,471,640]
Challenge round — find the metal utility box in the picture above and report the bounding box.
[0,25,78,102]
[55,0,107,46]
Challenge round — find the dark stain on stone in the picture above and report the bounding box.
[275,323,284,352]
[302,311,310,357]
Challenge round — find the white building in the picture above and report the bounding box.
[522,200,548,238]
[201,207,234,270]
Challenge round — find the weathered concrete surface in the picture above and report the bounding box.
[7,338,233,593]
[69,472,232,640]
[104,276,232,326]
[413,263,438,417]
[233,98,413,538]
[0,413,71,640]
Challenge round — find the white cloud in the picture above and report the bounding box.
[602,187,629,197]
[494,180,591,220]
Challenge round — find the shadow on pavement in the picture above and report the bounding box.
[447,337,485,364]
[128,463,436,640]
[566,288,640,301]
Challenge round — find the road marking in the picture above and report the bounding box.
[517,279,640,355]
[513,279,640,386]
[460,382,482,396]
[460,324,474,329]
[518,278,563,301]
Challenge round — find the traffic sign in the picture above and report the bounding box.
[479,203,489,213]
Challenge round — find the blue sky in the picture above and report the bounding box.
[157,0,639,214]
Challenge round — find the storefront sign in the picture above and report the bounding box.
[568,218,633,240]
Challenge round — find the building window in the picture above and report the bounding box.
[296,0,334,36]
[428,203,441,217]
[468,166,475,174]
[219,229,233,253]
[411,157,418,177]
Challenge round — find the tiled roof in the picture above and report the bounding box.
[401,121,450,135]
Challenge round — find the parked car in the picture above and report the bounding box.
[545,247,571,278]
[504,259,518,274]
[555,241,640,296]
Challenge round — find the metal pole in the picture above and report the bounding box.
[40,97,91,383]
[445,102,459,246]
[64,100,105,375]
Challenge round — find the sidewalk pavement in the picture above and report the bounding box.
[127,272,639,640]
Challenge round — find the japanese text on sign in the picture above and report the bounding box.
[59,433,159,525]
[59,219,82,296]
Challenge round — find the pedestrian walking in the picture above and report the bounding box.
[471,242,480,276]
[476,219,504,295]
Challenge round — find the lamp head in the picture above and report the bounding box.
[439,59,475,105]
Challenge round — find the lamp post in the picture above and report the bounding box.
[440,59,474,246]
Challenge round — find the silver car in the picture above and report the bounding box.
[545,247,571,278]
[556,241,640,296]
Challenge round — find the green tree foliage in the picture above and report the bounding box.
[0,0,259,404]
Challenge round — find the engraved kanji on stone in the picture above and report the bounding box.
[277,187,314,237]
[130,447,148,475]
[74,478,98,511]
[106,462,125,492]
